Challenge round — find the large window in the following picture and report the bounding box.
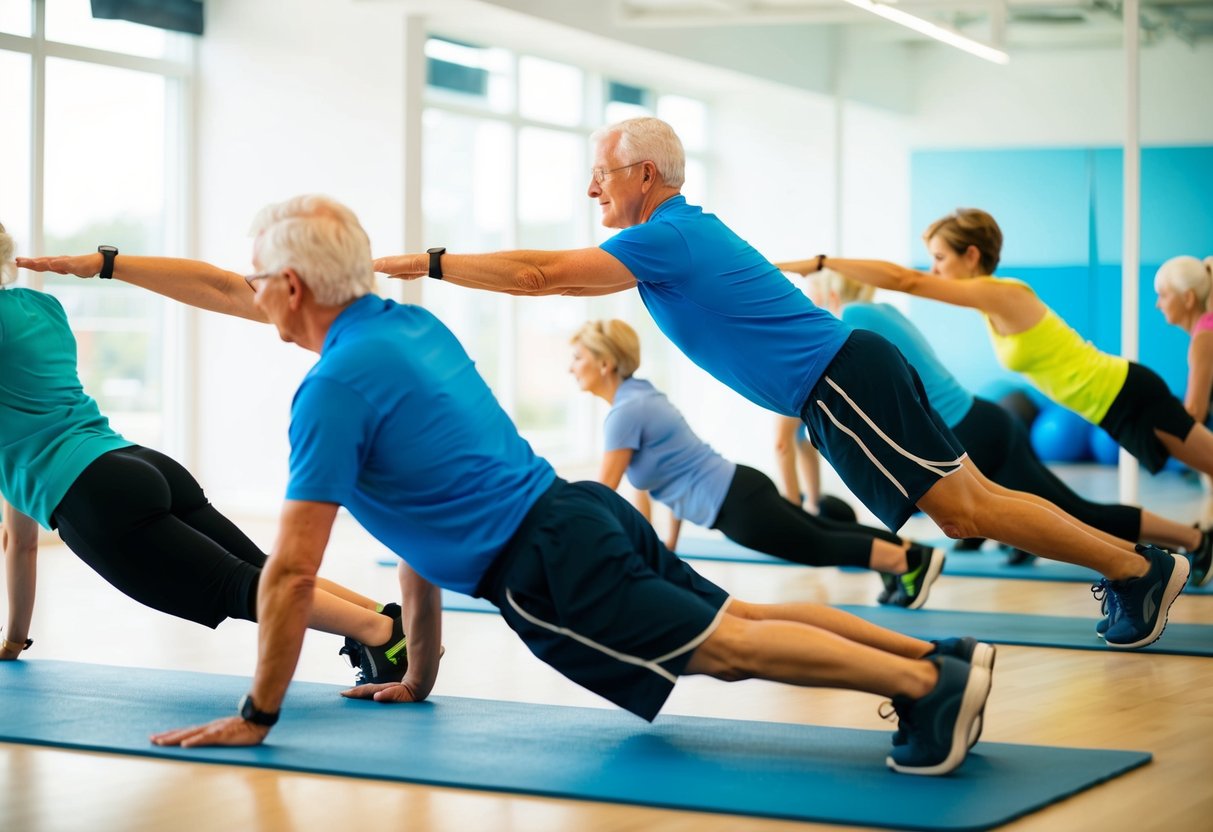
[422,36,710,462]
[1,1,192,452]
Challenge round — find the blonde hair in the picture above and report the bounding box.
[811,267,874,306]
[591,117,686,189]
[249,194,375,306]
[923,208,1003,275]
[0,222,15,286]
[1155,255,1213,309]
[571,319,641,378]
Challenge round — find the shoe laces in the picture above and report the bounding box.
[1091,578,1122,622]
[338,640,370,681]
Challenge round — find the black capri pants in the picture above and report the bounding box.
[953,398,1141,542]
[51,446,267,628]
[710,464,904,569]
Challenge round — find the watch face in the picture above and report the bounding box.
[99,246,118,254]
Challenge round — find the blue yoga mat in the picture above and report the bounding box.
[0,660,1149,831]
[674,536,1213,595]
[440,590,1213,656]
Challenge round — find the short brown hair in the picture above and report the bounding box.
[571,319,641,378]
[923,208,1003,275]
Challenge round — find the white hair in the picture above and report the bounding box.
[0,222,15,287]
[1155,255,1213,308]
[591,117,685,189]
[249,195,375,306]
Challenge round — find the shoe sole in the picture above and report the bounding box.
[905,548,947,611]
[1105,554,1191,650]
[887,664,992,776]
[1196,564,1213,588]
[967,642,996,748]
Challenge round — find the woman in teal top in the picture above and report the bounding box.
[0,225,404,682]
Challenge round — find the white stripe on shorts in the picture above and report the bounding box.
[816,374,967,497]
[505,589,730,685]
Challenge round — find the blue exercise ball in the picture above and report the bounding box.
[1088,425,1120,466]
[1030,406,1092,463]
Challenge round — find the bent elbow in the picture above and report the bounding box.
[514,265,549,295]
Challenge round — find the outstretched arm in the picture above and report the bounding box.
[1,502,38,660]
[16,253,266,323]
[374,248,637,298]
[150,500,337,747]
[777,256,1026,319]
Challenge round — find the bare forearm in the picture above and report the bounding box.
[2,504,38,646]
[249,562,315,713]
[825,259,922,293]
[375,248,635,297]
[114,255,266,322]
[397,575,442,702]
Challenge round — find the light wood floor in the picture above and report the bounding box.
[3,466,1212,832]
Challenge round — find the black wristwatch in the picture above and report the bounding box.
[238,693,280,727]
[427,247,446,280]
[97,245,118,280]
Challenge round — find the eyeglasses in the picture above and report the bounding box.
[590,161,646,185]
[244,270,285,291]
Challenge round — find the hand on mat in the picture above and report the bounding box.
[15,254,103,279]
[150,716,271,748]
[341,680,421,703]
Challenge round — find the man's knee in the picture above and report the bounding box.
[686,615,758,682]
[921,476,991,539]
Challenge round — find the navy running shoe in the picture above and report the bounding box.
[1091,578,1121,638]
[1188,529,1213,588]
[885,655,992,776]
[1103,546,1190,650]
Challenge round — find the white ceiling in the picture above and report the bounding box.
[613,0,1213,49]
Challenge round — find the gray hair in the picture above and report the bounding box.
[591,117,685,189]
[0,222,15,287]
[249,195,375,306]
[1155,255,1213,308]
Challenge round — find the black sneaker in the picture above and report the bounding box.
[885,655,991,776]
[876,572,899,605]
[339,603,409,685]
[953,537,986,552]
[883,546,946,610]
[1188,529,1213,588]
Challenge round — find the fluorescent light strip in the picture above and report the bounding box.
[843,0,1010,64]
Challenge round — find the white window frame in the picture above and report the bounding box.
[0,0,196,461]
[420,33,712,467]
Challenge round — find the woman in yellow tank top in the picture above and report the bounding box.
[780,208,1213,483]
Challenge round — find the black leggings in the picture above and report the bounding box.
[954,398,1141,541]
[51,446,266,628]
[710,465,903,569]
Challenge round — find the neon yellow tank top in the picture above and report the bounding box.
[982,278,1129,424]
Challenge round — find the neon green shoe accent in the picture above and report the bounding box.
[384,637,408,665]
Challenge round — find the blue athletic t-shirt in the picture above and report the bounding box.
[840,303,974,428]
[286,295,556,595]
[603,377,735,527]
[600,196,851,416]
[0,288,133,528]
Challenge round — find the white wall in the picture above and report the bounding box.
[909,40,1213,147]
[193,0,407,510]
[190,0,909,522]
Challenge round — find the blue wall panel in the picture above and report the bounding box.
[909,145,1213,404]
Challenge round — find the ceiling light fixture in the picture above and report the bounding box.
[842,0,1011,64]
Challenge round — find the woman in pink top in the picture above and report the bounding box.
[1155,255,1213,425]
